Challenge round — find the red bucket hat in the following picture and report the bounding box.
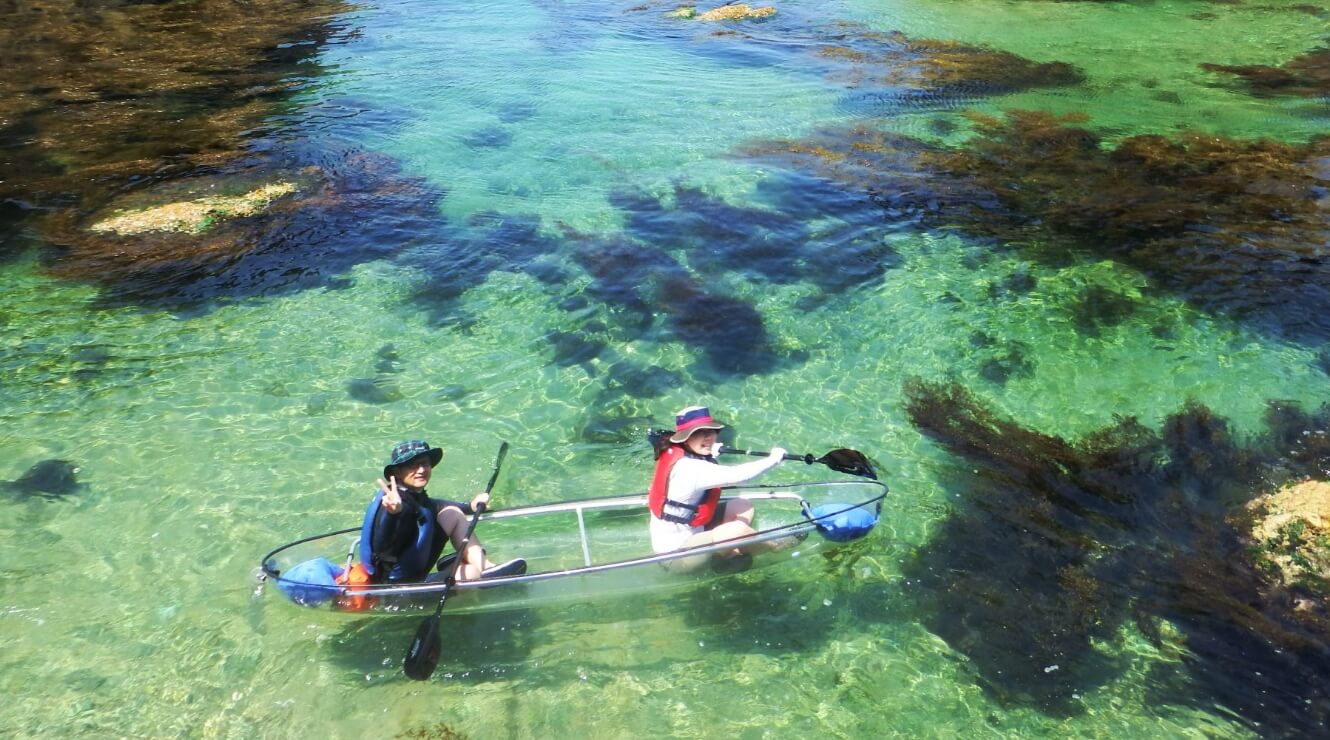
[669,406,726,443]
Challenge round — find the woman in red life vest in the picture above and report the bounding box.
[648,406,786,567]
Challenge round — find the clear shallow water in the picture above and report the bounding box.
[2,0,1329,736]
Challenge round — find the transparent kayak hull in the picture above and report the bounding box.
[259,480,887,616]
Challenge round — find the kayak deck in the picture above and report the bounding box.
[261,480,886,615]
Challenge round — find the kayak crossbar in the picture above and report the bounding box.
[575,505,592,567]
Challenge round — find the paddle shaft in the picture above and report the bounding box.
[720,446,816,465]
[403,441,508,680]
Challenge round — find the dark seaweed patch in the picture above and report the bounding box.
[4,460,81,499]
[1070,285,1139,337]
[406,211,563,326]
[347,377,402,405]
[462,127,514,149]
[746,112,1330,347]
[544,329,606,375]
[605,361,684,399]
[1202,48,1330,97]
[902,378,1330,734]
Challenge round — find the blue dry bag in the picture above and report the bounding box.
[276,557,345,606]
[808,503,879,543]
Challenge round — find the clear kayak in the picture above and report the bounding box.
[259,480,887,616]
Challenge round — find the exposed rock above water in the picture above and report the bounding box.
[667,3,777,20]
[1242,480,1330,595]
[89,183,298,236]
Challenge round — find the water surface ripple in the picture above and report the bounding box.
[2,0,1329,736]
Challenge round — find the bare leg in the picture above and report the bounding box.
[722,498,755,527]
[438,506,496,580]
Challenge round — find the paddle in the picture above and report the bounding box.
[648,430,877,480]
[403,441,509,681]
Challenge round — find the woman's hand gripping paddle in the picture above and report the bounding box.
[648,429,878,480]
[403,441,509,681]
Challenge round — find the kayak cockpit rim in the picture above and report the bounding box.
[260,480,887,595]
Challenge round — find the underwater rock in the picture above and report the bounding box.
[1243,480,1330,595]
[434,384,469,401]
[463,127,514,149]
[496,100,538,123]
[567,229,783,375]
[1202,48,1330,97]
[346,377,403,405]
[4,460,81,499]
[579,414,656,444]
[606,361,684,399]
[88,183,298,235]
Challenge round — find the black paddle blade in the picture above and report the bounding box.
[817,449,877,479]
[403,614,443,680]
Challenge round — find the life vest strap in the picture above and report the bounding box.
[658,498,701,525]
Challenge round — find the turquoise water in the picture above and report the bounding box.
[2,0,1329,736]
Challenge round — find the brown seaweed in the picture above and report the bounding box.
[746,112,1330,345]
[0,0,353,210]
[1202,48,1330,97]
[902,378,1330,735]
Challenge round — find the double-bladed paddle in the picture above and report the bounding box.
[648,429,877,480]
[403,441,509,681]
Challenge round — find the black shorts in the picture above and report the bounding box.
[703,500,731,531]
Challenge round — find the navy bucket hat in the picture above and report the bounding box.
[383,440,443,479]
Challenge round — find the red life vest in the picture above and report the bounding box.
[648,444,721,526]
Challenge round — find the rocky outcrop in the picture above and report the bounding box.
[1245,480,1330,594]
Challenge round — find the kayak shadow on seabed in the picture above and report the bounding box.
[324,608,545,685]
[320,537,890,685]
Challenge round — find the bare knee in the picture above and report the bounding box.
[437,505,466,533]
[724,499,754,525]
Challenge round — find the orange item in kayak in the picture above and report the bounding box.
[333,562,377,611]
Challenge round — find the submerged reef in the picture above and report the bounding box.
[747,111,1330,345]
[44,151,445,308]
[1202,48,1330,97]
[631,4,1085,107]
[0,0,351,211]
[0,0,422,311]
[815,30,1084,101]
[901,378,1330,736]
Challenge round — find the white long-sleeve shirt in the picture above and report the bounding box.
[649,454,782,553]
